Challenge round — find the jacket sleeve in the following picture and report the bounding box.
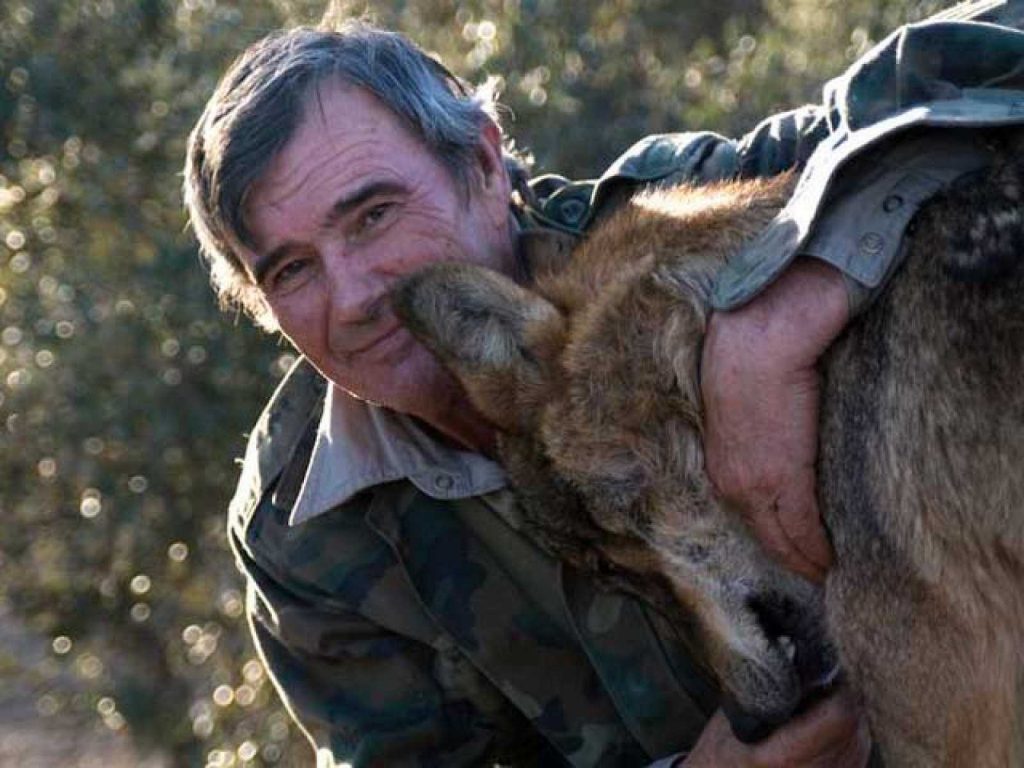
[733,104,832,180]
[712,18,1024,313]
[575,106,832,232]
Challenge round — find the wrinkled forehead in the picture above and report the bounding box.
[293,78,395,139]
[249,81,395,190]
[238,80,427,249]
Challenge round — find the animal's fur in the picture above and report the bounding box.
[392,129,1024,765]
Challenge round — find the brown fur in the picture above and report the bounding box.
[393,132,1024,765]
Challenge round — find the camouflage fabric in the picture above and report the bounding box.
[230,362,721,768]
[232,347,731,767]
[226,6,1024,766]
[517,103,828,238]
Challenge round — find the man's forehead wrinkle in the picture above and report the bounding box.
[254,94,353,211]
[246,79,444,253]
[308,81,347,156]
[252,148,317,215]
[261,102,391,211]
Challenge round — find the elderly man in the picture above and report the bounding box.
[183,4,1022,765]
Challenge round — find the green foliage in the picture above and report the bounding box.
[0,0,942,764]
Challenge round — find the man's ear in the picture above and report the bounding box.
[392,262,564,433]
[475,119,512,199]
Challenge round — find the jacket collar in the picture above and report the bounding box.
[288,383,507,526]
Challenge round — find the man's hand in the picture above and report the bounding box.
[683,686,871,767]
[701,258,850,582]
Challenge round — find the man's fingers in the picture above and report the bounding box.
[752,686,869,767]
[777,471,833,577]
[740,494,828,584]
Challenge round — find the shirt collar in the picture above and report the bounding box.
[288,383,507,526]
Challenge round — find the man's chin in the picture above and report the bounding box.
[324,353,463,419]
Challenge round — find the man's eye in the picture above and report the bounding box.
[269,259,309,291]
[359,202,394,231]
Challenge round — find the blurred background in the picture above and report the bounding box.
[0,0,948,765]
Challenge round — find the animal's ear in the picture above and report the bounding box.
[392,262,565,433]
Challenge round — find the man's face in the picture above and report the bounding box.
[240,80,515,418]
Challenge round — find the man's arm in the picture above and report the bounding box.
[702,12,1024,579]
[243,569,559,767]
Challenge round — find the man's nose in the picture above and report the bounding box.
[322,254,384,348]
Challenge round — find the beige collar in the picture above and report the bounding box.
[288,384,507,526]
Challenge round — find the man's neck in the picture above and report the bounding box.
[433,413,498,457]
[410,381,499,457]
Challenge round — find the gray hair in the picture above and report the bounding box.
[183,19,526,330]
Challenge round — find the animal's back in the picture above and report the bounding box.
[818,143,1024,767]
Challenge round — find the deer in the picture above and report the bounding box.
[391,129,1024,766]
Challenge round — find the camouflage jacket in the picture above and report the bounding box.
[227,6,1024,767]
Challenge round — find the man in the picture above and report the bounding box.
[183,4,1023,765]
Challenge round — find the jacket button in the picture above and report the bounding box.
[434,474,454,491]
[558,198,586,224]
[882,194,904,213]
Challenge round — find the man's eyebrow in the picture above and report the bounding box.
[250,180,408,287]
[323,180,407,229]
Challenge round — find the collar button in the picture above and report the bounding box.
[434,473,455,492]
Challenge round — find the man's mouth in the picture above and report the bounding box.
[340,323,406,362]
